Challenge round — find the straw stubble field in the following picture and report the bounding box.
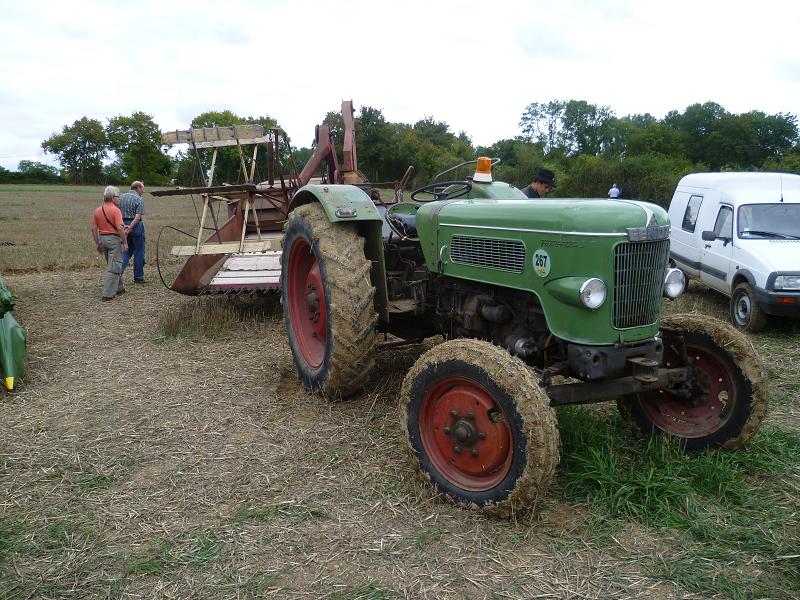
[1,184,798,599]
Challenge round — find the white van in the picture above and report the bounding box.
[668,172,800,331]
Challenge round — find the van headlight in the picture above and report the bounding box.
[774,275,800,290]
[663,268,685,299]
[579,278,607,309]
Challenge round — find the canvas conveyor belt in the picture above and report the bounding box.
[200,249,282,294]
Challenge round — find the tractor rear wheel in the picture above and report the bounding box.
[282,203,377,398]
[401,339,559,517]
[619,314,767,450]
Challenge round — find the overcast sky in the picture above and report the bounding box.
[1,0,799,171]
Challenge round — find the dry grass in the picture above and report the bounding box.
[0,184,200,273]
[0,187,797,598]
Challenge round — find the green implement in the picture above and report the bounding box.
[0,272,26,391]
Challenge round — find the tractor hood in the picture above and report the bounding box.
[428,198,669,234]
[412,196,671,346]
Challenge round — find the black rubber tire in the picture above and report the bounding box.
[281,203,377,398]
[619,314,767,451]
[730,282,768,332]
[400,339,559,518]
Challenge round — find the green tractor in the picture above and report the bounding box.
[280,158,767,517]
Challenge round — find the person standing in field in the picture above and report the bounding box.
[608,183,620,199]
[90,186,128,301]
[520,168,556,198]
[119,181,146,283]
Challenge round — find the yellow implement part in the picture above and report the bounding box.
[4,376,13,390]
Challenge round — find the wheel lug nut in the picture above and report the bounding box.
[478,432,486,439]
[443,426,451,435]
[471,448,479,457]
[449,410,458,417]
[467,411,475,420]
[454,445,462,454]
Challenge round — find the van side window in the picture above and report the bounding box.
[713,206,733,240]
[681,195,703,232]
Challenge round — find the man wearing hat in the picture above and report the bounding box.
[520,168,556,198]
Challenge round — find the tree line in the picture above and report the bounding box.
[3,100,798,207]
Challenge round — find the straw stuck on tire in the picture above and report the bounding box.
[618,314,767,450]
[282,203,377,398]
[401,339,559,518]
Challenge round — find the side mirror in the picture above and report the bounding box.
[701,230,716,241]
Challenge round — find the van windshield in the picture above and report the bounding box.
[738,204,800,239]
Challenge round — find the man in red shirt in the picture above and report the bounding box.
[90,186,128,301]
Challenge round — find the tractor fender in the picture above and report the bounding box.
[287,184,382,223]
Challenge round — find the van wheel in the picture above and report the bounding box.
[730,282,767,332]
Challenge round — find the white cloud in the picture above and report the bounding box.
[1,0,799,171]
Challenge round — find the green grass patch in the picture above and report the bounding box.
[0,520,32,562]
[42,519,95,552]
[125,530,226,577]
[330,582,392,600]
[410,526,447,550]
[181,532,225,568]
[0,216,20,221]
[126,538,177,576]
[0,517,97,564]
[556,406,800,598]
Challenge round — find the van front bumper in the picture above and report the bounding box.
[755,288,800,316]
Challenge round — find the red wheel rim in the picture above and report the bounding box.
[641,342,736,437]
[419,376,513,491]
[286,236,328,369]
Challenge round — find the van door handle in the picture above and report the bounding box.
[703,244,711,249]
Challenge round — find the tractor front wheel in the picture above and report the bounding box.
[401,339,559,517]
[619,314,767,450]
[282,203,377,398]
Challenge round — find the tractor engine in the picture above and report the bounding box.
[428,279,558,368]
[383,239,560,368]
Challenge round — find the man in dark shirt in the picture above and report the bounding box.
[520,168,556,198]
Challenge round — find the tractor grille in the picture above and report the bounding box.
[450,235,525,273]
[613,240,670,328]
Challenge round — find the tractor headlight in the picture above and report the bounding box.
[774,275,800,290]
[663,268,685,299]
[579,278,607,309]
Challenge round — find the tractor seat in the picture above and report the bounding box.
[386,211,417,237]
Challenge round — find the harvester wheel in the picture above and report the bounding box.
[401,339,559,517]
[618,314,767,450]
[282,203,377,398]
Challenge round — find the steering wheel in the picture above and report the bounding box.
[410,180,473,202]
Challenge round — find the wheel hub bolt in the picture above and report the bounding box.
[443,426,451,435]
[449,410,459,417]
[454,445,462,454]
[470,448,479,457]
[478,432,486,439]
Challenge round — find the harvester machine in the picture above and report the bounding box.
[152,100,389,295]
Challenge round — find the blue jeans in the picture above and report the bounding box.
[121,220,145,281]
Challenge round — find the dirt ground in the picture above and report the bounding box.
[0,267,688,599]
